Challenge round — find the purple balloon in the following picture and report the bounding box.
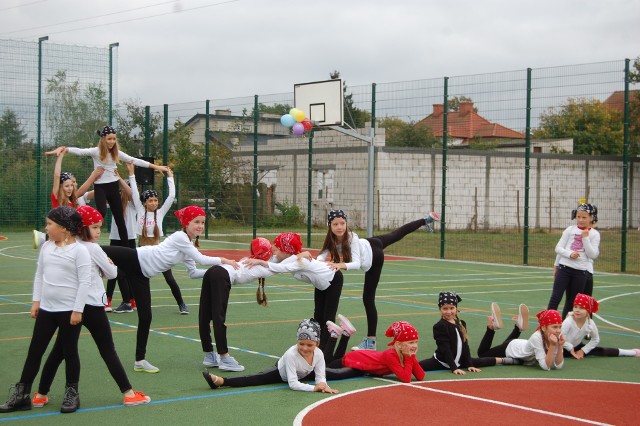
[292,122,305,135]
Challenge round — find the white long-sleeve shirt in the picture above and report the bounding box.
[316,231,373,272]
[78,241,118,306]
[506,331,564,370]
[561,312,600,354]
[33,241,92,313]
[129,175,176,237]
[66,147,151,185]
[268,255,337,290]
[277,345,327,392]
[135,231,222,279]
[108,199,137,241]
[218,258,274,285]
[555,225,600,272]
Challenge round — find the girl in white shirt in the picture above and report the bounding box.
[477,305,565,371]
[45,126,170,243]
[202,319,338,394]
[32,206,151,410]
[0,207,91,414]
[317,209,439,351]
[101,206,239,374]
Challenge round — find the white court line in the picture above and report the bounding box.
[0,245,36,261]
[593,291,640,334]
[294,378,625,426]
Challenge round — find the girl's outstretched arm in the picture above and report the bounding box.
[51,149,65,196]
[77,167,104,197]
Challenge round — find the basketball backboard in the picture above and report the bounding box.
[294,79,343,127]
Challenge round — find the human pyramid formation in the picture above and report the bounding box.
[1,126,638,414]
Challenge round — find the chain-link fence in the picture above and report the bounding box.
[1,39,637,273]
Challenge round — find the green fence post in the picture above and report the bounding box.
[36,36,48,230]
[307,129,314,248]
[205,100,210,238]
[621,58,630,272]
[523,68,532,265]
[144,106,150,159]
[253,95,259,239]
[163,104,169,234]
[440,77,448,259]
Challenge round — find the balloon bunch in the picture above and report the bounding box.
[280,108,313,136]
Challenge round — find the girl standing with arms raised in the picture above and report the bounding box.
[32,206,150,411]
[0,207,91,413]
[126,162,188,314]
[45,125,169,244]
[101,206,239,373]
[318,209,439,350]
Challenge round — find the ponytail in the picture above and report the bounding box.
[256,278,267,306]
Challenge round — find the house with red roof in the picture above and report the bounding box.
[415,102,525,145]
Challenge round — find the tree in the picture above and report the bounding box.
[448,96,477,112]
[115,99,163,157]
[330,70,371,129]
[253,103,292,116]
[378,117,441,148]
[532,98,623,155]
[0,109,27,150]
[45,70,109,148]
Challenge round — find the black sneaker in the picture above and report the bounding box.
[113,302,133,314]
[179,303,189,315]
[60,385,79,413]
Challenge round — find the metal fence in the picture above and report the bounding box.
[1,39,637,273]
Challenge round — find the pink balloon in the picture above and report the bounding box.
[292,122,305,135]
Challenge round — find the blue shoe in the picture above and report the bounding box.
[202,351,219,368]
[352,337,376,351]
[423,212,440,233]
[218,355,244,372]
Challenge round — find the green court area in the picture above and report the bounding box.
[1,232,638,425]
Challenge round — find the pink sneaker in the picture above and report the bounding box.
[326,321,343,337]
[338,314,357,336]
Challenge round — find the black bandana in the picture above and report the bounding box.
[572,203,598,223]
[96,126,116,137]
[327,209,347,226]
[47,206,83,235]
[438,291,462,307]
[59,171,74,184]
[296,319,321,342]
[141,190,158,203]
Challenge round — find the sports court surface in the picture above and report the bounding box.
[0,232,638,425]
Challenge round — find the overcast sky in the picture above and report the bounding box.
[1,0,639,107]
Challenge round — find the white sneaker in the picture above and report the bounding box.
[490,303,503,330]
[218,355,244,372]
[517,304,529,331]
[203,351,219,367]
[337,314,357,336]
[33,230,46,249]
[134,360,159,373]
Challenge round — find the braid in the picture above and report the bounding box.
[256,278,268,306]
[142,206,149,238]
[153,209,160,239]
[455,315,468,343]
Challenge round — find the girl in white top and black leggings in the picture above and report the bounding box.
[101,206,239,374]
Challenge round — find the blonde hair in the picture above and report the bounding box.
[98,136,120,163]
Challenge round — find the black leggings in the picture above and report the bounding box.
[477,325,522,358]
[548,265,589,319]
[314,271,344,350]
[162,269,184,306]
[106,239,136,302]
[363,218,426,336]
[564,343,619,358]
[19,309,82,386]
[37,305,132,394]
[199,266,232,354]
[94,181,128,242]
[220,365,284,388]
[418,356,497,371]
[101,246,152,362]
[323,334,365,380]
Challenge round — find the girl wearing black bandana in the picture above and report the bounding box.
[318,209,439,351]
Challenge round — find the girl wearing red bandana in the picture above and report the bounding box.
[101,206,239,374]
[322,321,425,383]
[548,203,600,318]
[562,294,639,359]
[199,237,277,372]
[477,306,565,370]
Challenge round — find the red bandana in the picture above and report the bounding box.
[77,205,103,227]
[273,232,302,255]
[386,321,419,346]
[536,310,563,328]
[573,293,599,314]
[174,206,206,228]
[250,237,272,261]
